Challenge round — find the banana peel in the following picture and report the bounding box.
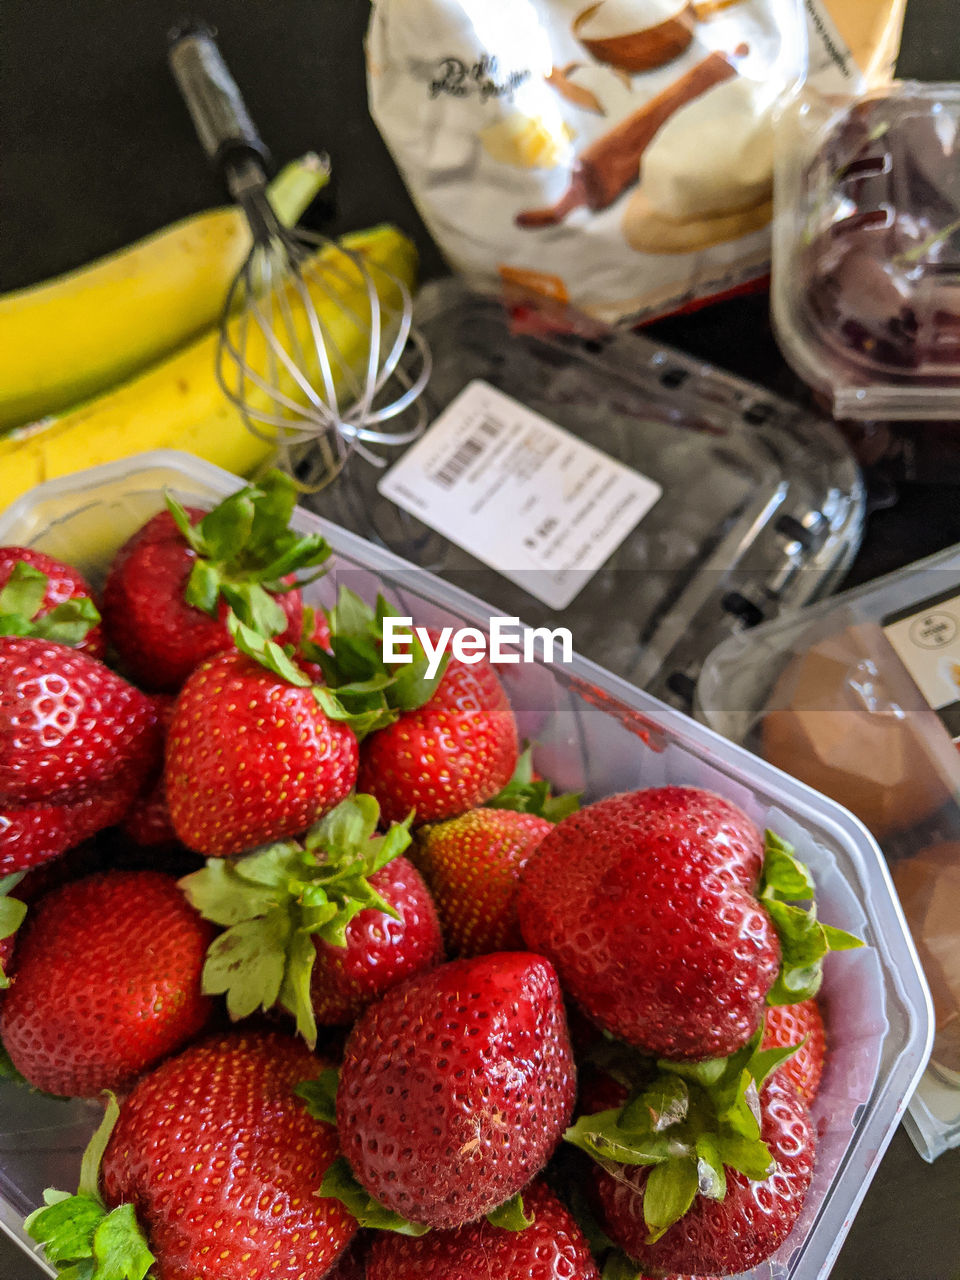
[0,225,419,512]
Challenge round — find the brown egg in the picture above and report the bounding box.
[892,843,960,1077]
[760,622,959,839]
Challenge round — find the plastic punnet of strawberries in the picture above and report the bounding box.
[0,471,863,1280]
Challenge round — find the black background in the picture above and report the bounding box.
[2,1,960,1276]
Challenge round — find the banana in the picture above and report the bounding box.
[0,225,418,511]
[0,156,328,431]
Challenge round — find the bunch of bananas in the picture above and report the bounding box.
[0,157,418,509]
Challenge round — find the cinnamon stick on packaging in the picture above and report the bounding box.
[516,50,737,228]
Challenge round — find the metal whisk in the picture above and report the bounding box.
[168,22,430,488]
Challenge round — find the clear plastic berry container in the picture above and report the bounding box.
[696,543,960,1161]
[0,451,932,1277]
[773,81,960,422]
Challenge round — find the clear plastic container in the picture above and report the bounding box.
[773,81,960,423]
[0,451,931,1276]
[696,544,960,1160]
[295,279,865,713]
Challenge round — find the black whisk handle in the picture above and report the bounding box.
[168,19,272,177]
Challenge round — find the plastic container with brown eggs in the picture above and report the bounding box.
[696,542,960,1159]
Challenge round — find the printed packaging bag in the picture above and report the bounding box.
[366,0,906,322]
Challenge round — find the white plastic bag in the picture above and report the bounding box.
[366,0,905,322]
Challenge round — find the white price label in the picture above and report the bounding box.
[378,380,662,609]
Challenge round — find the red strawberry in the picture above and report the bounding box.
[336,951,576,1229]
[762,999,826,1106]
[165,648,358,856]
[357,649,518,827]
[0,771,145,876]
[516,788,780,1060]
[0,546,104,657]
[96,1032,357,1279]
[180,795,441,1051]
[101,472,329,692]
[122,693,178,848]
[365,1180,600,1279]
[412,808,553,956]
[310,854,444,1025]
[0,636,160,804]
[593,1079,815,1276]
[0,870,214,1095]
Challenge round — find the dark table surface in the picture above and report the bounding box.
[2,1,960,1276]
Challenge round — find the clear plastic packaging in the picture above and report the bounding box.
[0,451,931,1276]
[297,278,864,713]
[696,544,960,1159]
[773,81,960,423]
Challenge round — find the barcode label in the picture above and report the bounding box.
[430,416,502,489]
[378,380,662,611]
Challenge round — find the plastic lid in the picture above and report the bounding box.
[773,82,960,421]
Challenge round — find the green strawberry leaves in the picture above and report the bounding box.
[761,831,863,1005]
[295,1069,340,1126]
[24,1093,156,1279]
[317,1157,433,1236]
[226,613,397,737]
[0,561,101,645]
[485,1192,534,1231]
[0,872,27,990]
[316,1155,533,1237]
[179,795,412,1049]
[485,746,582,822]
[565,1026,800,1243]
[307,587,449,713]
[165,470,331,636]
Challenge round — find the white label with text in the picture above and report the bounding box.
[377,380,662,610]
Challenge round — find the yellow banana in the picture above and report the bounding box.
[0,224,418,511]
[0,156,327,430]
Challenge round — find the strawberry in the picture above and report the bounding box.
[0,870,214,1096]
[101,471,330,691]
[365,1179,600,1279]
[26,1031,357,1280]
[516,788,778,1059]
[357,646,519,827]
[165,647,359,856]
[412,808,553,956]
[309,854,444,1025]
[121,693,178,848]
[567,1029,816,1277]
[517,788,859,1061]
[0,636,160,805]
[181,795,443,1043]
[0,547,104,657]
[761,998,826,1106]
[0,772,145,876]
[591,1079,815,1276]
[330,951,576,1229]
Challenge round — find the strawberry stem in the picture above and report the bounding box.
[485,746,581,821]
[164,470,331,636]
[24,1094,157,1279]
[0,561,100,645]
[760,831,863,1006]
[564,1028,801,1240]
[179,796,413,1049]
